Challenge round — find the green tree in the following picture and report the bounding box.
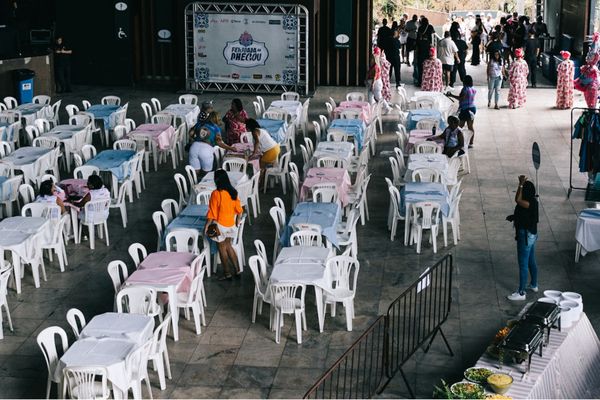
[380,0,399,19]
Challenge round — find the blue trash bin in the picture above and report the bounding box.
[12,69,36,104]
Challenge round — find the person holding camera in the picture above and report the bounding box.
[506,175,539,301]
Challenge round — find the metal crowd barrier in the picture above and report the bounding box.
[303,254,454,399]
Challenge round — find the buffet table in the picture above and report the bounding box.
[473,310,600,399]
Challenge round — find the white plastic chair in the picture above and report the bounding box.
[69,113,91,127]
[263,108,289,122]
[327,129,348,142]
[18,183,35,206]
[3,96,18,109]
[0,176,23,217]
[176,260,207,335]
[101,95,121,106]
[336,208,360,258]
[323,256,360,331]
[110,180,130,228]
[184,165,198,188]
[416,118,439,130]
[340,109,361,120]
[158,123,181,169]
[150,97,162,114]
[78,199,111,250]
[263,151,291,194]
[124,340,153,400]
[248,255,272,325]
[290,229,323,247]
[151,113,173,126]
[107,260,129,304]
[152,211,168,251]
[148,313,172,390]
[34,118,51,133]
[25,125,40,145]
[317,156,344,168]
[73,165,99,180]
[247,171,261,219]
[128,243,147,269]
[160,199,179,223]
[443,191,462,247]
[269,206,285,264]
[141,102,153,123]
[179,94,198,105]
[65,308,86,339]
[37,326,69,399]
[0,266,14,339]
[346,92,365,101]
[81,100,91,110]
[33,95,51,105]
[116,286,161,318]
[281,91,300,101]
[289,171,299,210]
[270,283,307,344]
[409,201,441,254]
[223,157,248,175]
[111,125,128,142]
[165,229,199,254]
[412,167,441,183]
[62,366,109,400]
[113,139,137,151]
[460,129,473,173]
[81,144,97,162]
[253,101,262,118]
[387,184,406,241]
[174,173,189,208]
[444,156,461,186]
[415,98,435,109]
[415,141,442,154]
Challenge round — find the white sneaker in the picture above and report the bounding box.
[507,291,526,301]
[526,284,538,292]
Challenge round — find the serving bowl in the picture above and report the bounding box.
[487,373,513,394]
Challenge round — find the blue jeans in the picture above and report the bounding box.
[516,229,538,294]
[488,76,502,104]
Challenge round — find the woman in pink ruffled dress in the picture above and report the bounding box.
[556,50,574,109]
[420,47,443,92]
[380,50,393,102]
[507,48,529,109]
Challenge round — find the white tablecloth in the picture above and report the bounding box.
[270,246,332,288]
[55,338,135,393]
[2,146,53,183]
[473,312,600,399]
[164,104,200,128]
[80,312,154,345]
[16,103,49,126]
[404,153,449,182]
[576,209,600,256]
[409,91,454,116]
[268,100,303,122]
[43,124,87,171]
[308,142,355,170]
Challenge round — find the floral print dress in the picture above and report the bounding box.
[420,57,443,92]
[556,60,574,109]
[223,109,249,144]
[380,53,392,102]
[508,59,529,108]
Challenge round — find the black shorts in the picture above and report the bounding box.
[442,64,453,72]
[459,107,476,122]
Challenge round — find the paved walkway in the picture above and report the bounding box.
[0,72,598,398]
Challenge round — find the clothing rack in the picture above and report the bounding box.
[568,107,600,198]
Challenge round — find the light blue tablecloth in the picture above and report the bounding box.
[329,119,366,151]
[406,109,447,131]
[163,204,217,254]
[0,122,13,141]
[15,103,45,116]
[580,209,600,219]
[401,182,450,217]
[256,118,287,144]
[86,150,135,181]
[3,146,51,166]
[87,104,121,129]
[280,202,341,247]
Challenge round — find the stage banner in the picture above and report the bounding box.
[193,12,298,85]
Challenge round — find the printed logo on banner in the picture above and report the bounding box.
[232,73,240,79]
[194,13,209,28]
[195,67,209,82]
[268,20,280,25]
[282,15,297,31]
[282,69,297,84]
[223,31,269,68]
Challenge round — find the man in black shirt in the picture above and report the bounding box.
[524,29,539,87]
[450,32,468,87]
[377,19,392,48]
[54,36,73,93]
[414,17,434,86]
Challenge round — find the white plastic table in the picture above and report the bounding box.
[575,209,600,261]
[43,124,87,171]
[269,246,333,332]
[80,312,154,345]
[268,100,303,122]
[308,141,355,170]
[300,167,352,206]
[0,216,50,293]
[2,146,53,184]
[15,103,48,125]
[125,251,197,341]
[404,153,449,182]
[163,104,200,128]
[191,171,248,204]
[401,182,450,246]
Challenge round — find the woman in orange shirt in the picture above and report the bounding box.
[205,169,243,280]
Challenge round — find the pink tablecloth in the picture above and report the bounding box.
[59,179,88,197]
[405,129,444,154]
[129,124,174,150]
[139,251,196,269]
[333,101,371,121]
[226,142,261,173]
[300,167,352,206]
[129,252,197,293]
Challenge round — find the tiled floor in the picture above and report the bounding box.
[1,61,599,399]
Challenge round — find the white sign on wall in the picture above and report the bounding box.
[193,12,298,85]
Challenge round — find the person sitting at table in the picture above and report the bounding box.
[246,118,280,186]
[73,174,111,220]
[428,115,465,157]
[195,101,213,126]
[223,99,249,145]
[188,127,215,179]
[205,169,243,281]
[36,179,66,215]
[195,111,235,152]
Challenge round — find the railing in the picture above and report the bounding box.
[303,254,454,399]
[304,316,386,399]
